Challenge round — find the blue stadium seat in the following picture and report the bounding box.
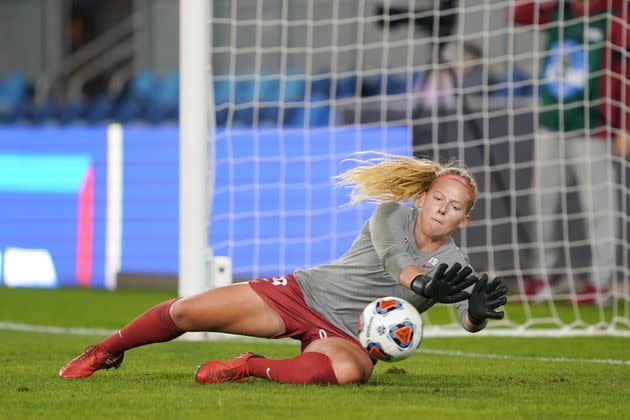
[112,70,158,122]
[283,73,306,103]
[258,75,280,102]
[311,74,332,97]
[147,72,179,124]
[129,70,158,103]
[0,72,28,123]
[386,74,409,95]
[334,74,358,98]
[235,77,255,105]
[213,78,232,105]
[360,75,382,97]
[215,107,229,127]
[30,96,58,124]
[84,94,112,124]
[58,99,85,124]
[257,76,280,124]
[232,77,255,126]
[290,92,330,128]
[309,93,331,127]
[111,96,143,123]
[213,78,232,127]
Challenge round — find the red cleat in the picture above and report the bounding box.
[195,352,262,384]
[58,345,124,378]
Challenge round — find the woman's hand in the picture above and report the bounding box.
[410,263,477,303]
[467,274,508,324]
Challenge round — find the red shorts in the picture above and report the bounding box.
[249,275,366,354]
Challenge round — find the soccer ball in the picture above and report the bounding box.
[358,297,423,362]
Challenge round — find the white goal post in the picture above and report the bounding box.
[178,0,212,299]
[179,0,630,337]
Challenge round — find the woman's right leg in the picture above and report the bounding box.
[169,282,285,337]
[59,283,285,378]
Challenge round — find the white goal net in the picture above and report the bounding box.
[187,0,630,336]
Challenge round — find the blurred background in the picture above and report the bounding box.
[0,0,534,126]
[1,0,628,334]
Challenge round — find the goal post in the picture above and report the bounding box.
[179,0,630,336]
[178,0,216,299]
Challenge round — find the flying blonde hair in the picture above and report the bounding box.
[336,152,478,211]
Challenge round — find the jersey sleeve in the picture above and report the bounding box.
[368,202,415,282]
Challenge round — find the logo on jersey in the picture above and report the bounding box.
[586,27,603,42]
[544,40,587,99]
[271,276,288,286]
[422,257,439,269]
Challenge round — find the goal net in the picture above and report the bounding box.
[192,0,630,336]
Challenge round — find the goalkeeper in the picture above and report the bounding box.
[59,153,507,385]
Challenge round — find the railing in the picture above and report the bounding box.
[35,13,141,103]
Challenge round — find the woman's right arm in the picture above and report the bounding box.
[368,202,418,284]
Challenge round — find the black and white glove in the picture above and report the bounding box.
[410,263,477,304]
[467,274,508,324]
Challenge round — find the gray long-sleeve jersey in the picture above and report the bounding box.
[293,201,474,339]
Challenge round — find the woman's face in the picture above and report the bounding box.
[415,177,470,240]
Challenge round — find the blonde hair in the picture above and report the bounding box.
[336,152,478,211]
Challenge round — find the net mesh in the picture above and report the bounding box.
[205,0,630,335]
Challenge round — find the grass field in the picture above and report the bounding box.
[1,286,629,419]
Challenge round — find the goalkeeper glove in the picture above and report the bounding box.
[410,263,476,304]
[467,274,508,324]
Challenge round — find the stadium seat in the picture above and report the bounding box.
[283,73,306,103]
[290,92,330,128]
[257,75,280,124]
[112,70,158,123]
[360,75,382,97]
[386,74,409,95]
[213,77,232,105]
[84,93,113,124]
[147,72,179,124]
[58,99,85,124]
[334,74,358,98]
[232,77,255,126]
[30,96,59,124]
[213,77,232,127]
[311,74,332,97]
[215,107,229,127]
[258,74,280,102]
[0,72,28,123]
[111,96,143,123]
[130,70,158,103]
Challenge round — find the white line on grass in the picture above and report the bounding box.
[419,348,630,366]
[0,321,117,336]
[2,321,629,366]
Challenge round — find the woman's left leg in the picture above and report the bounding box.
[245,337,374,385]
[60,283,285,379]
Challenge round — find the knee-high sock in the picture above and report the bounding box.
[99,298,184,354]
[246,352,338,385]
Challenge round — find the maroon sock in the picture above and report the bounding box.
[246,352,339,385]
[99,298,184,354]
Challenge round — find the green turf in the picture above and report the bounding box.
[1,286,629,419]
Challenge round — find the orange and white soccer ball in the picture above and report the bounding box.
[358,297,423,362]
